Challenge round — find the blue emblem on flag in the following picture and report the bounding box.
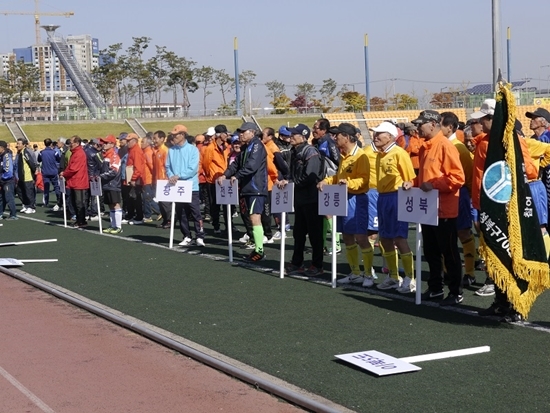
[482,161,512,204]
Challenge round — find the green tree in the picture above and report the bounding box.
[195,66,215,116]
[295,82,316,107]
[239,70,257,115]
[214,69,234,107]
[265,80,285,101]
[8,60,40,119]
[126,36,151,110]
[319,78,337,110]
[161,50,196,117]
[339,91,366,112]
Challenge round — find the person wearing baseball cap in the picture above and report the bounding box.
[203,124,232,234]
[526,107,550,143]
[277,123,324,276]
[100,134,124,234]
[275,126,292,170]
[404,110,465,306]
[218,121,267,262]
[368,121,416,292]
[319,122,371,283]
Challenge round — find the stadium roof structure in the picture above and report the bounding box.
[465,81,530,95]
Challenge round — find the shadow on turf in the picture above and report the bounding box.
[342,292,506,328]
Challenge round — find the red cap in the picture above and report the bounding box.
[101,135,117,144]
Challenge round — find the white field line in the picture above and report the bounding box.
[0,365,56,413]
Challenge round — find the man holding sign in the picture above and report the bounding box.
[218,122,268,262]
[371,122,416,292]
[276,124,324,276]
[318,123,371,285]
[404,110,465,306]
[99,135,123,234]
[166,125,205,247]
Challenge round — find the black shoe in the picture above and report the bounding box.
[502,310,523,323]
[243,251,265,262]
[463,274,476,287]
[439,293,463,306]
[478,302,509,317]
[421,289,444,300]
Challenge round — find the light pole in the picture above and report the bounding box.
[41,24,60,121]
[540,65,550,93]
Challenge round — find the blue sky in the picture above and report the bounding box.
[0,0,547,112]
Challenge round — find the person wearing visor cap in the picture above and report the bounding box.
[218,122,268,262]
[404,110,465,306]
[369,121,416,292]
[318,123,371,284]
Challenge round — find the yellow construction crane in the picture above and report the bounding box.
[0,0,74,45]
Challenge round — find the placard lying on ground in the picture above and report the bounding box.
[155,180,192,203]
[335,350,421,376]
[397,187,439,226]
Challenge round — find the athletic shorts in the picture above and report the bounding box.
[244,195,266,215]
[377,191,409,239]
[529,180,548,226]
[367,189,379,232]
[456,186,473,230]
[337,193,369,234]
[104,190,122,205]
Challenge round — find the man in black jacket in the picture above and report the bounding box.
[15,138,38,213]
[218,122,268,262]
[276,124,324,277]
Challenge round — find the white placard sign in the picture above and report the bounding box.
[335,350,421,376]
[216,179,239,205]
[318,185,348,216]
[271,183,294,213]
[397,187,439,226]
[59,176,66,194]
[90,178,102,196]
[155,180,192,203]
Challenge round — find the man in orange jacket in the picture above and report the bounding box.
[404,110,465,306]
[125,133,146,225]
[202,124,231,234]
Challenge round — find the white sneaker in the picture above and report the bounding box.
[264,236,274,244]
[179,237,192,246]
[362,276,375,288]
[337,273,365,285]
[397,276,416,293]
[129,220,144,225]
[121,219,129,224]
[195,238,205,247]
[272,231,282,240]
[239,234,250,243]
[20,207,27,213]
[24,208,35,214]
[377,276,402,290]
[89,215,100,221]
[232,211,239,218]
[371,267,378,280]
[51,205,60,212]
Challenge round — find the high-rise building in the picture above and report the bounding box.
[7,34,99,95]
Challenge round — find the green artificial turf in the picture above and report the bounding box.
[2,211,550,412]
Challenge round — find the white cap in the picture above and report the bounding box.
[206,126,216,136]
[369,121,398,138]
[470,99,496,119]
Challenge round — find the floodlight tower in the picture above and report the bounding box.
[42,24,60,121]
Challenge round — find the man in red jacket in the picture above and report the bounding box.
[60,136,89,228]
